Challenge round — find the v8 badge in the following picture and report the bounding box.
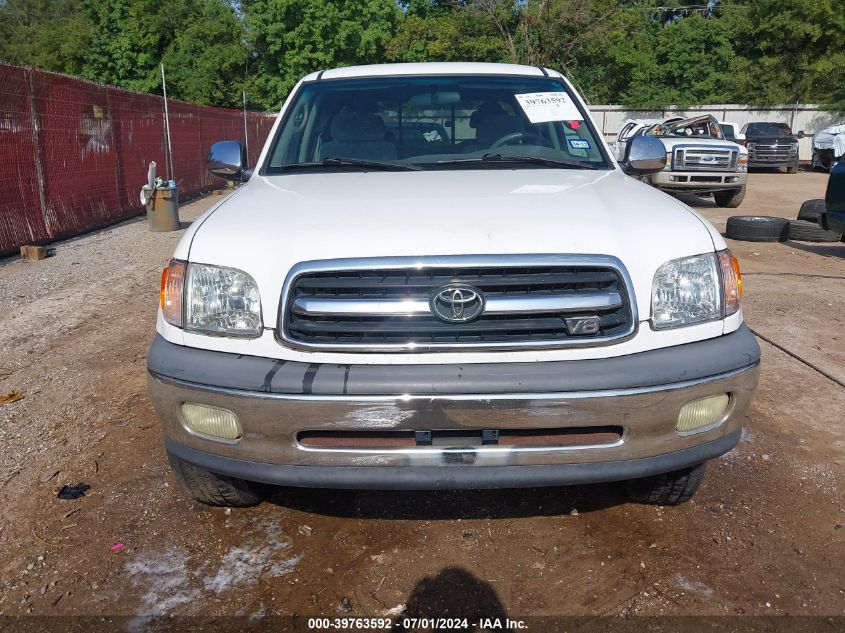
[564,315,601,335]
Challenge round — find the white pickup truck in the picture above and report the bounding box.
[147,63,759,508]
[615,116,748,207]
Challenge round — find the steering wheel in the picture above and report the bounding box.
[490,131,549,148]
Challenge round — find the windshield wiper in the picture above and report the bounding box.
[436,153,599,170]
[278,157,421,171]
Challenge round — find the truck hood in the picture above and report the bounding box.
[656,137,745,152]
[186,169,718,319]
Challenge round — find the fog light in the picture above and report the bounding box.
[181,403,242,440]
[676,394,729,432]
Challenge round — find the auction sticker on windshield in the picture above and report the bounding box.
[515,92,583,123]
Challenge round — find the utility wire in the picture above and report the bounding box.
[626,5,752,11]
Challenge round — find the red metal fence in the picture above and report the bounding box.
[0,63,276,256]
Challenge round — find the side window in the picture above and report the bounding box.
[271,96,313,165]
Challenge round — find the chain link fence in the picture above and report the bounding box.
[0,63,275,256]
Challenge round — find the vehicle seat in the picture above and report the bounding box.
[475,114,523,146]
[318,112,397,161]
[462,102,523,152]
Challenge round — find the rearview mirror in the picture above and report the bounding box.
[797,131,806,139]
[621,135,666,176]
[207,141,249,182]
[408,91,461,107]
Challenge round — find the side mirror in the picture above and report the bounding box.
[735,133,746,142]
[797,131,806,139]
[207,141,249,182]
[621,135,666,176]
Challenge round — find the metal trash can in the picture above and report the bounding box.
[146,186,180,232]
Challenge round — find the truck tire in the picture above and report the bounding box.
[787,219,843,243]
[713,186,746,208]
[625,463,706,506]
[167,453,263,507]
[725,216,789,242]
[786,161,799,174]
[797,199,826,223]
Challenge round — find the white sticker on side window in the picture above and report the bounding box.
[514,92,583,123]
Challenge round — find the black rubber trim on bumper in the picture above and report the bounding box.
[148,325,760,396]
[165,429,741,491]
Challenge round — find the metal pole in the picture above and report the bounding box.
[26,67,52,237]
[161,63,175,181]
[242,90,250,164]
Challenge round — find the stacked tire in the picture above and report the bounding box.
[725,216,789,242]
[725,199,842,243]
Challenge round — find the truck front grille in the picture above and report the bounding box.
[279,256,637,352]
[748,143,796,162]
[675,146,738,171]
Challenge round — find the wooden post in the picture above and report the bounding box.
[26,67,52,237]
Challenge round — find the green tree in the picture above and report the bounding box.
[0,0,93,74]
[81,0,248,104]
[82,0,191,92]
[3,0,845,111]
[244,0,400,109]
[161,1,248,107]
[385,11,506,63]
[722,0,845,106]
[610,13,736,108]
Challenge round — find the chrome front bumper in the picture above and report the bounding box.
[148,327,760,489]
[651,170,747,192]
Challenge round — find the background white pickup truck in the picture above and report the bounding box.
[614,115,748,207]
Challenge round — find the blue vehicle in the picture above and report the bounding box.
[822,162,845,235]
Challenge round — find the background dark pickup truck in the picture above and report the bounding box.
[743,121,803,173]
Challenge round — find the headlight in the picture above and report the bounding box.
[651,250,742,329]
[185,263,262,337]
[737,153,748,172]
[651,253,721,329]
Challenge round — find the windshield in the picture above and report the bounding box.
[745,122,792,137]
[263,75,609,172]
[645,116,724,140]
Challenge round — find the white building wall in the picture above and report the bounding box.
[587,104,843,160]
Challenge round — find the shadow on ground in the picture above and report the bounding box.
[782,240,845,258]
[395,567,507,632]
[264,482,626,520]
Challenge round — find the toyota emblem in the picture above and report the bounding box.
[429,284,485,323]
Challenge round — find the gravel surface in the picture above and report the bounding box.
[0,174,843,626]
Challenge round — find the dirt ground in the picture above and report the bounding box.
[0,170,843,630]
